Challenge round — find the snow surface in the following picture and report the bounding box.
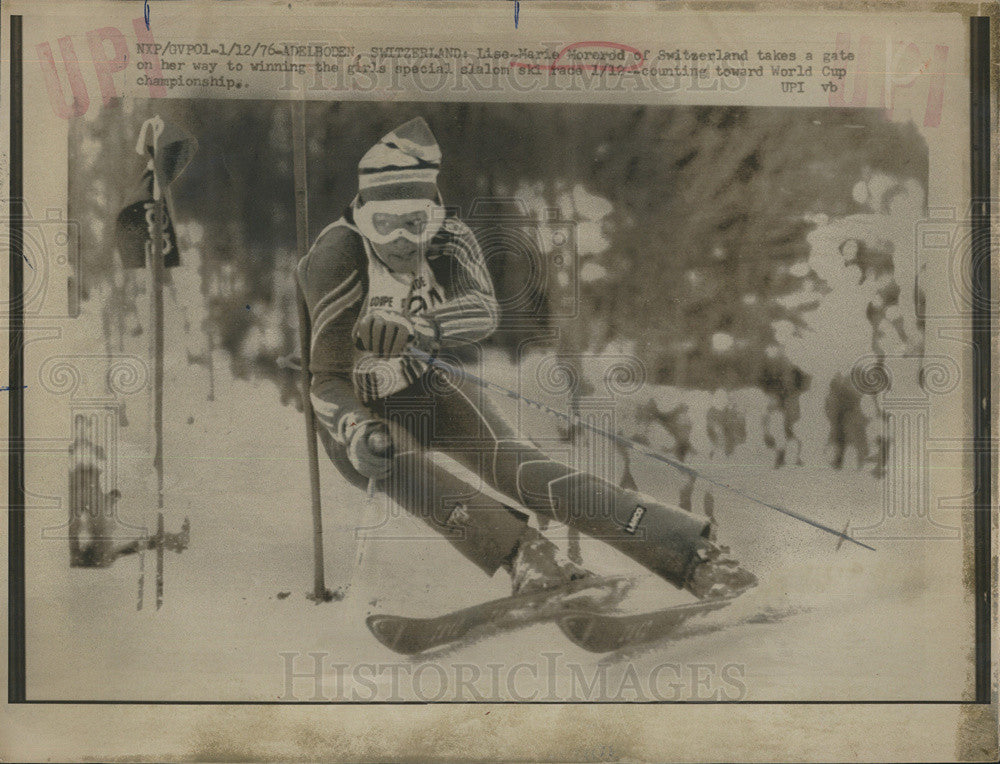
[24,237,973,702]
[25,356,971,703]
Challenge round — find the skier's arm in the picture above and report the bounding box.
[417,220,500,347]
[309,370,392,480]
[296,229,373,448]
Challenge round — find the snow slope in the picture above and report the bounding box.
[24,297,972,703]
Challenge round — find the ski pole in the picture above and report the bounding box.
[344,477,379,598]
[409,348,875,552]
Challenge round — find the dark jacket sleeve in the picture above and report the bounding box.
[424,218,500,345]
[296,224,369,438]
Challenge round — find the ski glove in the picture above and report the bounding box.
[353,309,439,358]
[343,417,394,481]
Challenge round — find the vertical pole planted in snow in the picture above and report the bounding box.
[291,100,333,603]
[149,124,167,610]
[130,114,195,608]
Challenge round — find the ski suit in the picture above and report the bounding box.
[296,205,710,588]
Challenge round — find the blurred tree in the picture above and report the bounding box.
[69,102,927,403]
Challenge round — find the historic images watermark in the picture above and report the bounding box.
[278,650,749,702]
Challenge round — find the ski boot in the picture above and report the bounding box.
[684,541,757,600]
[507,526,593,596]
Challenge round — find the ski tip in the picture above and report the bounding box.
[558,595,738,654]
[558,613,604,652]
[366,614,417,654]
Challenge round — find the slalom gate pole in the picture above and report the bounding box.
[149,129,167,609]
[291,100,334,603]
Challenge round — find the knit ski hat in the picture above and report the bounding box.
[358,117,441,202]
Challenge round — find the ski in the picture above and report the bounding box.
[366,575,632,655]
[558,596,737,653]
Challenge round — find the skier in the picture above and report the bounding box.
[706,391,746,460]
[757,348,809,469]
[634,397,697,511]
[68,433,118,567]
[67,422,189,566]
[296,117,756,602]
[824,371,871,470]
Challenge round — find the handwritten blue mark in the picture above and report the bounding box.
[245,304,251,310]
[1,385,27,392]
[514,0,519,28]
[144,0,150,30]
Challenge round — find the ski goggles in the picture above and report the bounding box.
[354,199,446,245]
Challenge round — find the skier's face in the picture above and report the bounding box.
[356,198,444,273]
[371,236,422,272]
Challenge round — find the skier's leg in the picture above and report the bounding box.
[764,401,786,469]
[414,371,744,595]
[832,418,846,469]
[68,466,84,566]
[312,378,529,577]
[381,421,530,576]
[678,473,695,511]
[827,381,846,469]
[849,408,871,469]
[373,401,585,592]
[785,396,804,466]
